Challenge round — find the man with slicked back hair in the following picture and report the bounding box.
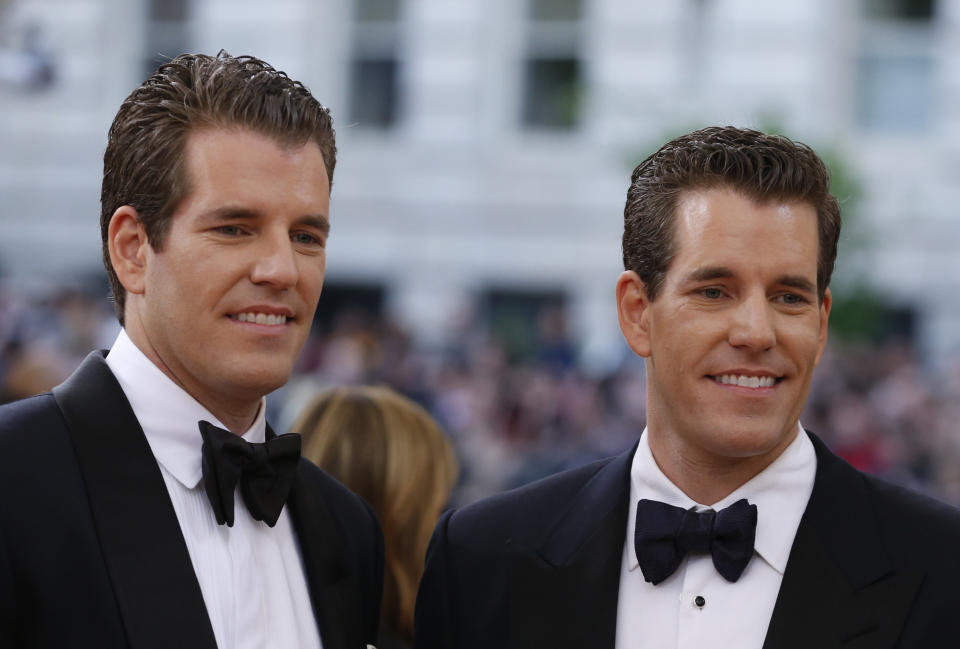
[0,52,382,649]
[414,126,960,649]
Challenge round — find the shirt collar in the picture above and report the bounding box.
[104,329,267,489]
[628,423,817,575]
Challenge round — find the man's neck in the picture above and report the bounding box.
[207,403,261,436]
[646,427,798,505]
[122,324,261,435]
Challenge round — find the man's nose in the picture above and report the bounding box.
[728,293,776,351]
[250,234,298,288]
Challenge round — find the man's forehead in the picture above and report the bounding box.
[177,127,329,194]
[669,187,819,274]
[673,187,816,234]
[180,127,326,176]
[675,186,817,221]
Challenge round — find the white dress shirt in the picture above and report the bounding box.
[105,329,322,649]
[615,425,816,649]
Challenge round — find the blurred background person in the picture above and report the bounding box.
[294,385,458,649]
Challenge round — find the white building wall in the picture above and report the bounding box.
[2,0,959,367]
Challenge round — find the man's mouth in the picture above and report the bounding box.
[709,374,781,388]
[229,312,290,325]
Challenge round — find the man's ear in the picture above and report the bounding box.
[616,270,653,358]
[107,205,149,296]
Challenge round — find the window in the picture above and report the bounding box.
[864,0,934,20]
[348,0,403,129]
[521,0,583,130]
[523,59,581,129]
[530,0,582,22]
[143,0,190,79]
[856,0,935,132]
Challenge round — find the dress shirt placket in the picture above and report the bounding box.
[232,506,269,649]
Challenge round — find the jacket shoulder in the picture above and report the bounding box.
[810,430,960,557]
[0,393,64,453]
[445,455,620,549]
[864,472,960,551]
[0,391,58,423]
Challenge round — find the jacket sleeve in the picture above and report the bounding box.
[0,521,15,646]
[365,497,385,646]
[413,509,456,649]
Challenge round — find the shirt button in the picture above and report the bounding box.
[694,595,706,608]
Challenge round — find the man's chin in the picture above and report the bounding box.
[703,423,798,460]
[218,364,294,401]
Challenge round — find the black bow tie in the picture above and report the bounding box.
[634,498,757,585]
[199,420,301,527]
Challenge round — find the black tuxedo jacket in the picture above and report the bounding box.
[0,351,383,649]
[414,432,960,648]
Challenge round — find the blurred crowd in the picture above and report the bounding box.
[5,281,960,507]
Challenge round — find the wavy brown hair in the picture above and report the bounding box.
[294,386,458,641]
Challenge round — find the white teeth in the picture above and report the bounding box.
[716,374,775,388]
[234,312,287,325]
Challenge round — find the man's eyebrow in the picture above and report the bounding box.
[202,206,260,221]
[684,266,734,283]
[683,267,817,294]
[200,208,330,235]
[296,214,331,235]
[776,275,816,294]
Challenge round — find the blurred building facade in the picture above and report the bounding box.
[2,0,960,369]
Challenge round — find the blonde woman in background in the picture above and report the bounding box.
[294,385,458,649]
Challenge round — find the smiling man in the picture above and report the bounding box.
[0,53,382,649]
[414,127,960,648]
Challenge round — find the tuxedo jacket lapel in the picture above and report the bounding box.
[52,352,218,649]
[284,448,358,649]
[507,446,635,649]
[763,433,923,649]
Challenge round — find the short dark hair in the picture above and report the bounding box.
[100,51,337,324]
[622,126,841,302]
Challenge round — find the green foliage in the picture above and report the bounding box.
[827,288,889,344]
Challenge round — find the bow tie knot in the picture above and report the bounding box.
[635,498,757,585]
[199,420,301,528]
[676,508,715,553]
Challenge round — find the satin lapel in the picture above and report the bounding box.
[284,454,356,649]
[52,352,217,649]
[762,433,923,649]
[507,446,635,649]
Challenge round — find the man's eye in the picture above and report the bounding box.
[780,293,805,305]
[218,225,242,236]
[293,232,323,246]
[702,287,724,299]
